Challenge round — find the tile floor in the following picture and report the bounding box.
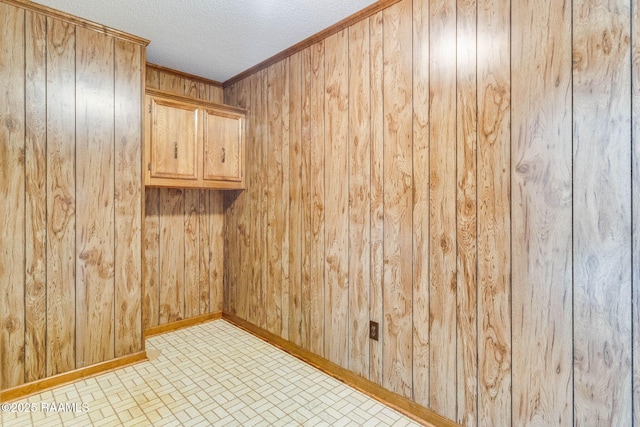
[1,320,422,426]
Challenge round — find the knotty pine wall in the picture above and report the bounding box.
[0,1,145,390]
[223,0,640,425]
[143,66,225,330]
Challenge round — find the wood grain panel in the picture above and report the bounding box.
[368,10,384,387]
[0,2,25,389]
[324,29,350,368]
[159,188,185,323]
[633,0,640,422]
[223,84,238,315]
[235,78,251,322]
[428,0,457,417]
[477,0,512,423]
[573,0,632,424]
[266,63,285,336]
[281,59,291,341]
[46,16,76,376]
[143,189,160,329]
[248,72,263,327]
[288,51,303,347]
[309,42,326,356]
[114,39,143,356]
[184,190,200,318]
[300,47,313,351]
[145,66,160,90]
[511,0,573,425]
[348,19,371,378]
[412,0,430,407]
[382,0,413,398]
[158,70,184,94]
[75,27,115,368]
[24,9,48,383]
[198,190,211,314]
[455,0,478,425]
[258,69,269,328]
[209,191,224,313]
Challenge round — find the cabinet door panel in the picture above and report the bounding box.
[203,109,243,182]
[151,98,198,180]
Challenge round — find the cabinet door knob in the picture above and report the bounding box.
[174,141,178,159]
[221,147,226,163]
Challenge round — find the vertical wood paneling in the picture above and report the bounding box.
[266,63,284,335]
[224,84,238,315]
[75,28,115,368]
[309,42,326,355]
[301,47,313,351]
[198,190,211,314]
[573,0,632,424]
[348,19,371,378]
[288,52,303,346]
[184,190,200,318]
[159,189,185,323]
[0,2,25,389]
[324,30,350,367]
[259,69,269,328]
[209,191,224,312]
[24,10,48,383]
[235,78,251,322]
[477,0,512,423]
[144,190,160,329]
[428,0,457,417]
[248,72,263,326]
[633,0,640,422]
[382,0,413,398]
[511,0,573,425]
[114,39,142,356]
[369,11,385,386]
[46,16,76,376]
[281,58,291,341]
[412,0,430,408]
[455,0,478,425]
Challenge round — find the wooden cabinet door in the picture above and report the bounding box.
[202,108,244,183]
[149,98,198,180]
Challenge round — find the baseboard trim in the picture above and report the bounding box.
[222,312,460,427]
[145,311,222,337]
[1,351,147,402]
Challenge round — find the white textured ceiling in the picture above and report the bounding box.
[33,0,378,82]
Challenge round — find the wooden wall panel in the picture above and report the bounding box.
[633,0,640,422]
[324,30,350,368]
[573,0,632,424]
[0,2,26,389]
[143,190,160,329]
[184,191,200,318]
[24,10,48,383]
[198,190,211,314]
[348,19,371,378]
[455,0,478,425]
[266,63,284,336]
[412,0,430,407]
[220,0,639,424]
[159,188,185,323]
[209,191,224,313]
[75,28,115,368]
[511,0,573,425]
[46,16,76,377]
[281,59,291,341]
[1,0,145,393]
[382,0,413,399]
[428,0,457,417]
[476,0,511,424]
[114,39,143,356]
[368,11,384,387]
[288,51,303,346]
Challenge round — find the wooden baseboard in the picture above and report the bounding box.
[222,312,460,427]
[145,311,222,337]
[1,351,147,402]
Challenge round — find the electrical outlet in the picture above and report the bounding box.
[369,321,379,341]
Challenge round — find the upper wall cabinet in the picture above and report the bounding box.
[144,88,246,189]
